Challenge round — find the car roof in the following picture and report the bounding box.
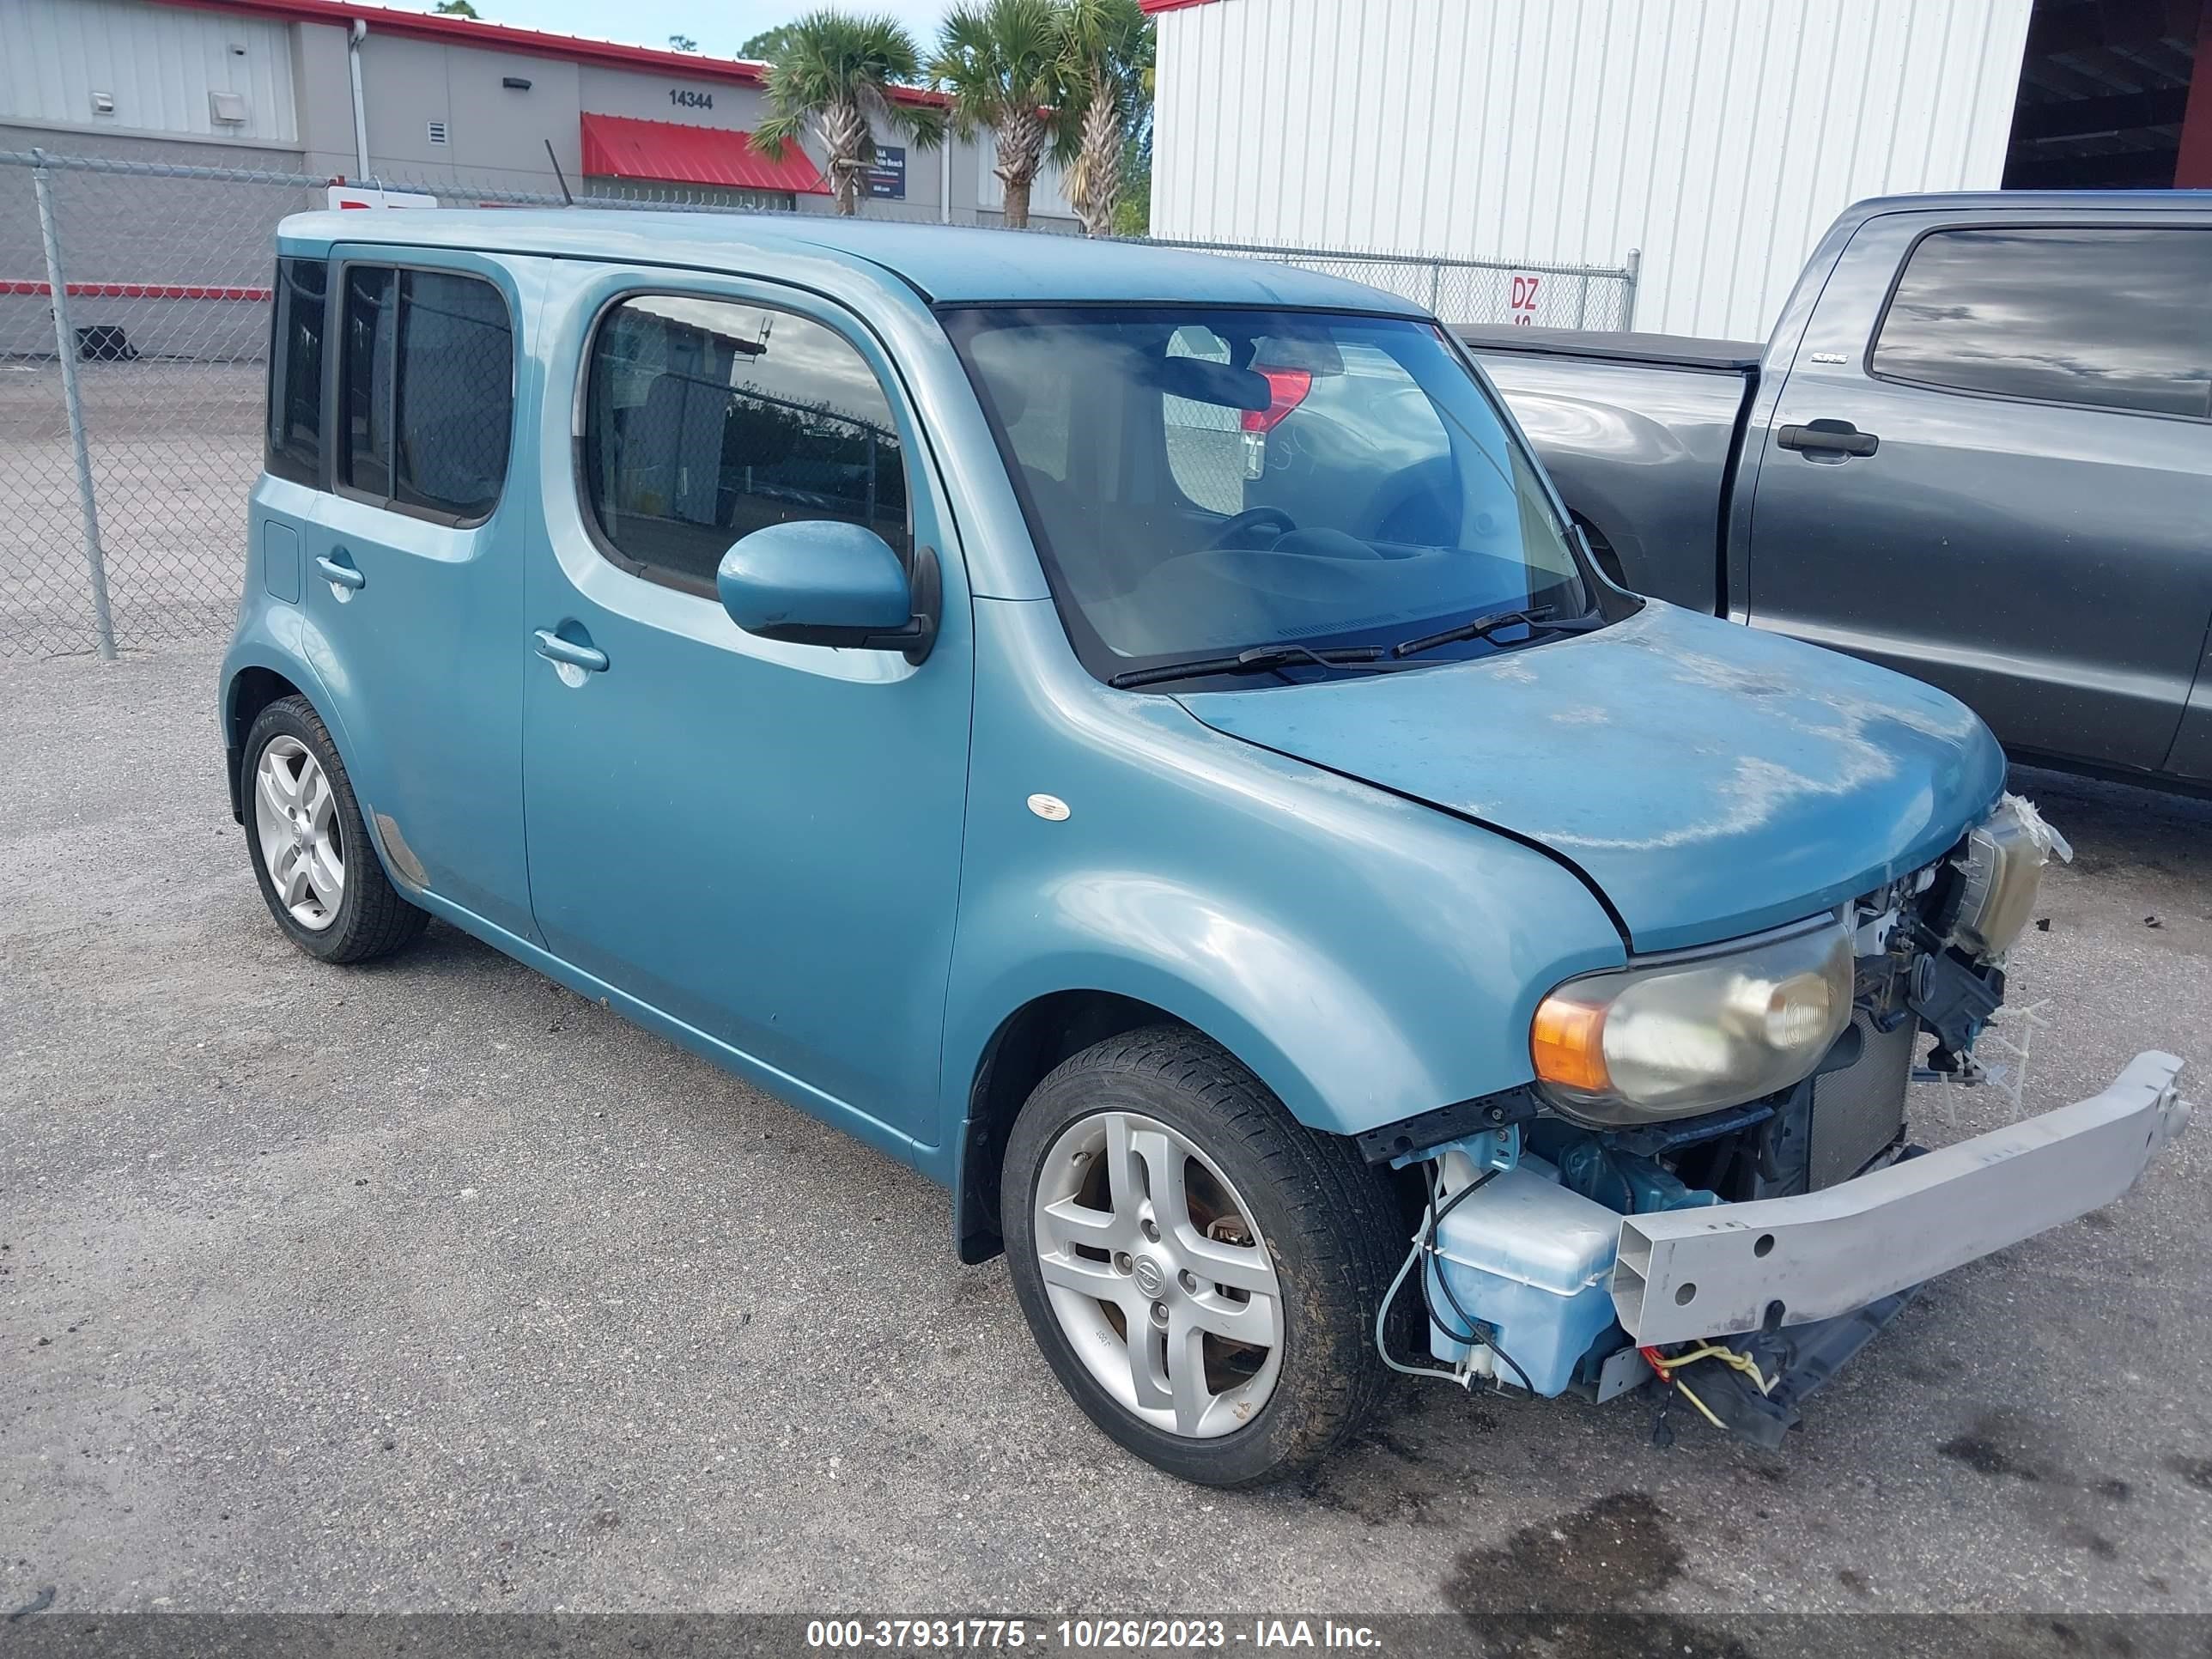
[1834,187,2212,235]
[276,208,1418,313]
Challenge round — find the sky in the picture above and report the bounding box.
[373,0,961,59]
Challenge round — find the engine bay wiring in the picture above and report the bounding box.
[1370,1164,1535,1395]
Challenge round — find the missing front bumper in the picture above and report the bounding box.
[1611,1051,2189,1347]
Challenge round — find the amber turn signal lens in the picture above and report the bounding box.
[1531,995,1610,1093]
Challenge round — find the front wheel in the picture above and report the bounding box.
[1000,1025,1398,1486]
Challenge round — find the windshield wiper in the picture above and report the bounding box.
[1388,605,1604,660]
[1108,642,1389,690]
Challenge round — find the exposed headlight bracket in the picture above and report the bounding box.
[1907,946,2006,1073]
[1354,1084,1543,1167]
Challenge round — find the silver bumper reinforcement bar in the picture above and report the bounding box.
[1612,1050,2190,1346]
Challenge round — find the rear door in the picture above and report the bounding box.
[299,247,538,935]
[1743,210,2212,775]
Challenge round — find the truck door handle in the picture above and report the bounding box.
[314,553,366,590]
[1778,420,1879,459]
[532,629,608,674]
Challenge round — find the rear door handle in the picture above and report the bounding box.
[314,553,366,590]
[1778,419,1879,459]
[533,629,608,674]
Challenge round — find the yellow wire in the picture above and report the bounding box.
[1665,1342,1775,1395]
[1672,1376,1726,1431]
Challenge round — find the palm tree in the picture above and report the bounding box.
[931,0,1070,230]
[1058,0,1150,238]
[751,10,944,217]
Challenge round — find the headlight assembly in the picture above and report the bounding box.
[1944,793,2073,963]
[1530,915,1855,1125]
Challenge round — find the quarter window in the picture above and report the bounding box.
[266,256,326,486]
[337,265,515,520]
[1871,227,2212,419]
[581,295,910,594]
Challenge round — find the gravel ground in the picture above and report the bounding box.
[3,641,2209,1623]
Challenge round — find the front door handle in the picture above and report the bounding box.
[533,628,609,674]
[314,553,366,590]
[1778,419,1879,459]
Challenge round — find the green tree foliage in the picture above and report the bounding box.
[750,10,945,216]
[929,0,1071,231]
[1056,0,1150,237]
[739,24,798,61]
[1112,118,1152,237]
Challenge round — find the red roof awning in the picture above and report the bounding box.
[579,113,829,195]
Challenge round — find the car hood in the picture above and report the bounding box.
[1174,602,2007,952]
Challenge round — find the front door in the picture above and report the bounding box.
[301,247,538,935]
[1743,210,2212,775]
[520,268,972,1152]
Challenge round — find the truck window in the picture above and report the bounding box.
[580,295,910,596]
[337,264,515,520]
[1870,227,2212,420]
[266,257,326,488]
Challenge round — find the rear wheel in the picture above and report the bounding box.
[1000,1025,1397,1486]
[243,696,426,964]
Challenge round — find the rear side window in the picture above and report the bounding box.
[581,295,910,595]
[337,264,515,520]
[1871,227,2212,419]
[266,256,325,486]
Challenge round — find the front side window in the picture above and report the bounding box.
[266,256,326,486]
[338,264,515,519]
[1871,227,2212,419]
[945,306,1589,681]
[581,295,911,595]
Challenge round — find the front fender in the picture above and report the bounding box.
[943,876,1460,1146]
[931,599,1628,1184]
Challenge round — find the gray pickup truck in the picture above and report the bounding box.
[1462,190,2212,793]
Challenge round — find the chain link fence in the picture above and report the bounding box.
[0,148,1637,659]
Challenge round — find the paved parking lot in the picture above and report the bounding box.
[0,361,258,658]
[3,641,2209,1622]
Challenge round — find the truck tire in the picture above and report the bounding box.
[1001,1024,1398,1486]
[242,696,427,964]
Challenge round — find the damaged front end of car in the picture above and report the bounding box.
[1364,793,2191,1446]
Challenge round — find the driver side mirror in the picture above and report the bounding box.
[716,520,939,665]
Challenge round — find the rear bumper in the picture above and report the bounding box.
[1611,1051,2189,1346]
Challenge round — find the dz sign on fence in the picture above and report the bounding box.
[1509,274,1541,325]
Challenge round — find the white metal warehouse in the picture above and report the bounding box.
[1146,0,2212,338]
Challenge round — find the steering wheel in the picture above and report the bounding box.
[1204,506,1297,550]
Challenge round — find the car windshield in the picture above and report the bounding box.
[943,305,1591,684]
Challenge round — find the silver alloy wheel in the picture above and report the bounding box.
[252,735,343,932]
[1032,1110,1285,1438]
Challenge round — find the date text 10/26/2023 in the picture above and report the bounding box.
[805,1620,1384,1651]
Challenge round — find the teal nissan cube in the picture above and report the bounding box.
[222,211,2188,1486]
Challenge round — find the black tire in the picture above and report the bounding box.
[1000,1024,1399,1486]
[240,696,427,965]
